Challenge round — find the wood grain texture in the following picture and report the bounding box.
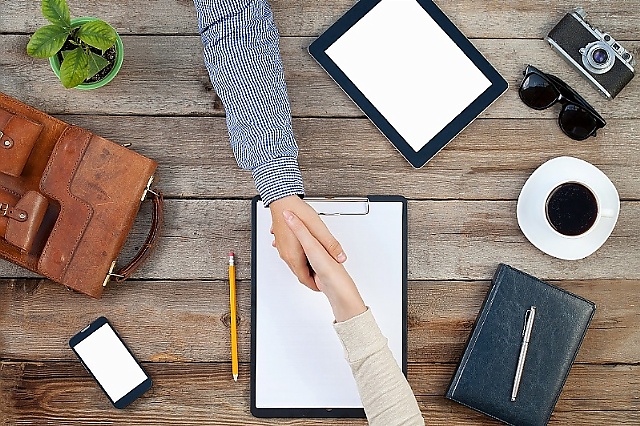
[1,0,639,423]
[1,279,638,364]
[1,35,639,118]
[22,115,638,201]
[2,199,638,281]
[1,361,639,425]
[1,0,639,39]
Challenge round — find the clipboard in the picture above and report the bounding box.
[309,0,508,168]
[250,196,407,418]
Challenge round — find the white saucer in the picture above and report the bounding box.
[517,156,620,260]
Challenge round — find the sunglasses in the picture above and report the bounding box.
[519,65,606,140]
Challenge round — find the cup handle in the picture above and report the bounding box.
[601,208,616,218]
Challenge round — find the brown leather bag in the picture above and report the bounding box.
[0,92,163,298]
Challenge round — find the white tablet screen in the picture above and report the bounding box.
[325,0,491,152]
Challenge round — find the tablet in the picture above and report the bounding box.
[310,0,508,168]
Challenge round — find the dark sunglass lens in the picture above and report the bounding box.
[519,73,558,109]
[559,104,598,140]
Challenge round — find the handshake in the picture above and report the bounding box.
[268,195,366,322]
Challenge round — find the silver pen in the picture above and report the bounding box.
[511,306,536,401]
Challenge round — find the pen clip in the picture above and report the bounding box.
[522,308,533,336]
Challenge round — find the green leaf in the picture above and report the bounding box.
[86,51,110,79]
[41,0,71,28]
[59,47,89,88]
[76,20,117,51]
[26,25,69,58]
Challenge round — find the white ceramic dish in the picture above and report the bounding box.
[517,156,620,260]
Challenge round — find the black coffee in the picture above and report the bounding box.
[546,183,598,236]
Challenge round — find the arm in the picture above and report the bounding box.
[193,0,302,205]
[282,210,424,425]
[193,0,347,290]
[334,310,424,426]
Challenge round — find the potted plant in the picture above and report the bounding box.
[26,0,124,90]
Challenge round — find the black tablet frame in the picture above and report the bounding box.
[250,195,408,418]
[69,316,152,409]
[309,0,508,168]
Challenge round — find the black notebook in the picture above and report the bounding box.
[446,264,596,426]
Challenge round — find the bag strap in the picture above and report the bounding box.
[0,202,28,222]
[108,189,164,284]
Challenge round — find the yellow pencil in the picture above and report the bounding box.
[228,252,239,381]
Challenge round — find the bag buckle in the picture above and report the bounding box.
[0,202,28,221]
[141,176,159,201]
[102,260,125,287]
[1,130,13,149]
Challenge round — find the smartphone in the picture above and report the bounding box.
[69,317,152,408]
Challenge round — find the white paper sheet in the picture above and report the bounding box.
[254,199,405,409]
[325,0,491,152]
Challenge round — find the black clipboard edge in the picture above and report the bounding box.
[250,195,408,418]
[309,0,508,168]
[250,196,259,417]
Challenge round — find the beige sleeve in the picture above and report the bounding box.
[333,308,424,426]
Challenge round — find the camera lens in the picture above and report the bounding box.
[581,41,615,74]
[604,35,611,41]
[592,48,609,64]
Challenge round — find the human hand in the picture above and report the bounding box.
[269,195,346,291]
[282,209,366,322]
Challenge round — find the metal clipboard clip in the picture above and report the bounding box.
[304,197,370,216]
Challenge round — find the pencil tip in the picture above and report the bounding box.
[233,374,238,381]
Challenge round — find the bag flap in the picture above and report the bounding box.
[0,106,43,177]
[38,126,157,298]
[0,185,22,236]
[37,127,93,284]
[0,92,69,193]
[0,184,42,273]
[5,191,49,253]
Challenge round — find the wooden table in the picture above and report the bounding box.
[1,1,639,424]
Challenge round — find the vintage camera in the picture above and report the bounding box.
[546,8,635,99]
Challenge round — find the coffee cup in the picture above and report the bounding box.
[544,181,616,237]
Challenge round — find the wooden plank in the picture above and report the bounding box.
[34,115,640,200]
[1,199,637,280]
[1,0,639,39]
[1,362,638,424]
[1,279,638,364]
[1,36,638,118]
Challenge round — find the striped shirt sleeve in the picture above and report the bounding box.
[193,0,305,205]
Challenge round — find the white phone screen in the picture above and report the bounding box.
[73,323,148,402]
